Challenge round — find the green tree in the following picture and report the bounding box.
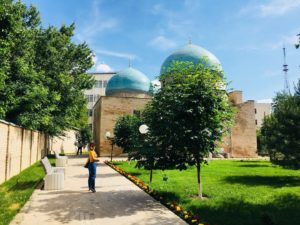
[114,114,159,182]
[261,81,300,168]
[143,61,235,197]
[0,0,94,135]
[114,114,143,153]
[0,0,41,119]
[296,33,300,49]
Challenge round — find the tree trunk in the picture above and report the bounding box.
[196,159,202,198]
[150,168,153,183]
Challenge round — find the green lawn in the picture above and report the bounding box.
[114,160,300,225]
[0,158,55,225]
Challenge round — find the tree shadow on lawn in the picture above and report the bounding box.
[224,175,300,187]
[189,193,300,225]
[238,164,270,168]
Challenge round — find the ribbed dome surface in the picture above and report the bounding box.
[160,43,221,74]
[105,67,151,96]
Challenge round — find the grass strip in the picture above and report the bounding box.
[0,158,55,225]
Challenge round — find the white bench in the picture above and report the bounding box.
[41,157,65,190]
[54,151,68,167]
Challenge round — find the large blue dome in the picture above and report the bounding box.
[160,43,222,74]
[105,67,151,96]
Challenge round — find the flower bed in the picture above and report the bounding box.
[105,160,210,225]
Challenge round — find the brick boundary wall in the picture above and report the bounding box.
[0,120,78,184]
[0,120,48,184]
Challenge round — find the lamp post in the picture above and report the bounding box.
[105,131,114,162]
[139,124,154,183]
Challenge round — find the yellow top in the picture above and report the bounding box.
[88,150,98,162]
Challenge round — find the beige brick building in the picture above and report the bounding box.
[93,43,258,158]
[221,91,257,157]
[254,102,272,128]
[84,72,115,129]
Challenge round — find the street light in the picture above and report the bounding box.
[105,131,114,162]
[139,124,154,183]
[139,124,149,134]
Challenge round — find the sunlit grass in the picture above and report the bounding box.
[0,158,55,225]
[114,160,300,225]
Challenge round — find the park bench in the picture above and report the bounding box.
[54,151,68,167]
[41,157,65,190]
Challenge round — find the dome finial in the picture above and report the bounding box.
[128,58,132,67]
[188,37,192,45]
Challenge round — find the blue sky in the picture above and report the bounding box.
[23,0,300,101]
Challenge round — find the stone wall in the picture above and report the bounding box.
[0,119,78,184]
[221,91,257,157]
[0,120,47,184]
[49,129,78,154]
[93,96,151,156]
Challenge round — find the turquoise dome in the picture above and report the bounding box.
[105,67,151,96]
[160,43,222,74]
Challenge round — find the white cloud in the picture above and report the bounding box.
[75,0,119,42]
[239,0,300,17]
[95,49,137,60]
[260,0,300,16]
[256,99,273,103]
[268,33,299,50]
[95,63,113,73]
[150,3,202,41]
[149,36,177,51]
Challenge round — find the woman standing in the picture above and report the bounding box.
[87,143,99,193]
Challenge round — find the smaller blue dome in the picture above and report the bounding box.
[106,67,151,96]
[160,43,222,74]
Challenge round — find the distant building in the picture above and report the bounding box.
[84,71,115,129]
[254,102,272,128]
[93,67,151,156]
[93,43,258,158]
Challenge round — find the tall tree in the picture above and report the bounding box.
[261,81,300,168]
[296,33,300,49]
[143,61,234,197]
[114,114,143,153]
[0,0,94,135]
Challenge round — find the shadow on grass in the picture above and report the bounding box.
[238,164,270,168]
[189,194,300,225]
[8,181,41,192]
[224,175,300,187]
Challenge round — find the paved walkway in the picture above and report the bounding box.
[11,157,187,225]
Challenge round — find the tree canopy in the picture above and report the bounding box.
[114,114,143,153]
[260,81,300,168]
[296,33,300,49]
[143,61,235,197]
[0,0,94,135]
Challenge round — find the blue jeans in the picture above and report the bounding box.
[88,162,96,190]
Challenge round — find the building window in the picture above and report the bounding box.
[254,108,257,114]
[103,80,107,88]
[87,95,93,102]
[95,80,102,88]
[89,109,93,117]
[93,95,98,102]
[255,120,257,125]
[88,123,92,130]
